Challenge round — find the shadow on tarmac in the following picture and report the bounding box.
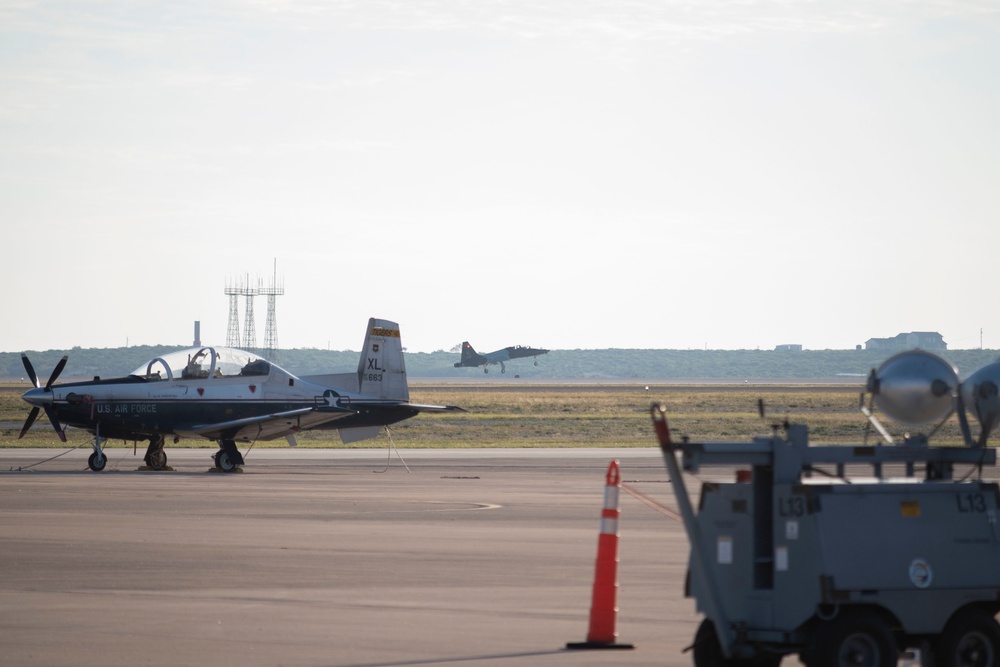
[338,649,570,666]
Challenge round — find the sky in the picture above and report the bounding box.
[2,1,999,354]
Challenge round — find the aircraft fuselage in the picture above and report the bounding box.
[22,372,345,443]
[453,342,549,373]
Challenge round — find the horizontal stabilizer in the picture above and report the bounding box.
[405,403,467,413]
[335,397,465,413]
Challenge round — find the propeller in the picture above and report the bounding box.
[19,354,68,442]
[19,406,40,437]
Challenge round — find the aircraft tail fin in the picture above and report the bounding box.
[357,318,409,401]
[457,341,487,367]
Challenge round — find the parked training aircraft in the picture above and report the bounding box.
[453,341,548,374]
[19,318,464,472]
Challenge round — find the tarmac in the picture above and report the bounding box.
[0,447,738,667]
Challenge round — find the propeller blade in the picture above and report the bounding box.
[44,406,67,443]
[21,354,39,388]
[46,356,68,390]
[19,407,40,439]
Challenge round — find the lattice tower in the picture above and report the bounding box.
[224,281,242,348]
[261,273,284,362]
[242,276,260,353]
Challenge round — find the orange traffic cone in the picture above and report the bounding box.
[566,459,635,650]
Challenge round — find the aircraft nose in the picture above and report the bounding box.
[22,387,53,407]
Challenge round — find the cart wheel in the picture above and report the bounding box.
[812,610,898,667]
[692,618,781,667]
[936,608,1000,667]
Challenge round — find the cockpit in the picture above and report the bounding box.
[131,347,277,382]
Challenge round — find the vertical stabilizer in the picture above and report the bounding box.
[459,341,487,366]
[357,318,409,401]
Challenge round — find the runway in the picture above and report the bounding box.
[0,447,722,667]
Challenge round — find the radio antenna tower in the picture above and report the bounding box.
[261,259,284,361]
[224,264,282,356]
[242,274,260,353]
[224,279,242,347]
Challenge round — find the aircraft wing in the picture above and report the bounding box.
[175,406,355,442]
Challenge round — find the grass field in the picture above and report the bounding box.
[0,384,970,449]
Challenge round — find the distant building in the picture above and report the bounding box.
[774,344,803,352]
[864,332,947,352]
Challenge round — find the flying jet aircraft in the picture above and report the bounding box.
[453,341,548,374]
[19,318,464,472]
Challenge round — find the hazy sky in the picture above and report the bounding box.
[3,1,998,354]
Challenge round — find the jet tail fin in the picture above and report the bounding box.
[456,341,487,368]
[357,318,409,401]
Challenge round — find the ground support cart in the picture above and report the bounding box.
[652,405,1000,667]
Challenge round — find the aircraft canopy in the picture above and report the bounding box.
[131,347,277,382]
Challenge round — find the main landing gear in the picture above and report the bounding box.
[143,434,169,471]
[213,439,245,473]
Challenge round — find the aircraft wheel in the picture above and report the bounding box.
[215,450,238,473]
[147,449,168,471]
[935,607,1000,667]
[483,368,488,374]
[88,451,107,472]
[811,610,898,667]
[534,361,538,366]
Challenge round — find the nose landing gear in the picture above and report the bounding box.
[88,449,107,472]
[88,431,107,472]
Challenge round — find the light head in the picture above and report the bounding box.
[867,349,958,427]
[959,360,1000,446]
